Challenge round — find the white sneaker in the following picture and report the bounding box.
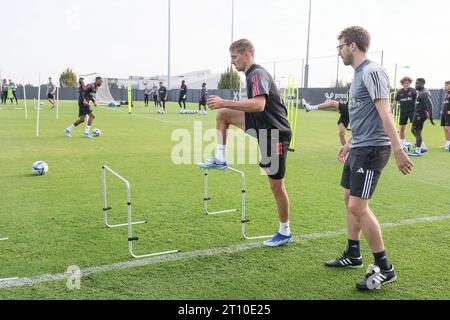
[302,99,312,112]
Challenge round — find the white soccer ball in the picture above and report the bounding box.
[32,161,48,176]
[93,128,102,137]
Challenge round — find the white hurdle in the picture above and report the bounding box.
[203,167,273,240]
[102,166,179,259]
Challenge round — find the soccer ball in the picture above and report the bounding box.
[32,161,48,176]
[93,129,102,137]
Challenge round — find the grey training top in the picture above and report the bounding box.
[47,81,56,95]
[348,59,391,148]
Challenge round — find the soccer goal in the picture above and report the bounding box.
[102,166,179,259]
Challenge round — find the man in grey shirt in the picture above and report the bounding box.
[325,26,413,291]
[47,77,57,109]
[143,83,150,107]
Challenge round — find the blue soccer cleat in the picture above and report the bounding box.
[83,133,93,139]
[263,233,294,247]
[64,129,72,137]
[420,147,428,154]
[409,151,422,157]
[198,158,228,171]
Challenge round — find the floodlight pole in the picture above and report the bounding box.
[336,54,340,87]
[230,0,235,70]
[304,0,312,88]
[168,0,171,91]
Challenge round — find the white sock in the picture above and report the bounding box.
[85,125,91,134]
[67,124,75,132]
[416,147,421,153]
[215,144,227,163]
[279,222,291,236]
[310,105,319,111]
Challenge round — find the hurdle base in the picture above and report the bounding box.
[128,238,180,259]
[205,208,239,215]
[0,238,8,241]
[241,220,272,240]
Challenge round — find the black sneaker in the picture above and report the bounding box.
[325,251,363,269]
[356,264,397,290]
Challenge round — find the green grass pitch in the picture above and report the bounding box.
[0,100,449,300]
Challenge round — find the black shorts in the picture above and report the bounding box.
[199,98,207,106]
[48,93,55,99]
[412,113,428,132]
[179,94,187,101]
[245,114,291,180]
[399,108,414,126]
[78,99,93,117]
[441,110,450,127]
[338,115,350,129]
[341,146,391,200]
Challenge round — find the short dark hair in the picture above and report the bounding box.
[229,39,255,56]
[416,78,426,85]
[337,26,371,53]
[445,81,450,85]
[400,77,413,85]
[95,76,102,81]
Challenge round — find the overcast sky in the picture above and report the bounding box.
[1,0,449,88]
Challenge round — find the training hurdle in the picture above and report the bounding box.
[203,167,273,240]
[102,166,179,259]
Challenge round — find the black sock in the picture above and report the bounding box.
[346,239,361,257]
[373,251,391,270]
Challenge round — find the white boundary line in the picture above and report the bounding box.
[0,214,449,289]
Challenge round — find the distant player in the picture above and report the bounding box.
[199,82,208,115]
[47,77,57,109]
[199,39,294,248]
[409,78,434,157]
[152,82,159,107]
[158,81,168,114]
[179,80,188,112]
[391,77,416,149]
[326,26,413,291]
[302,91,350,146]
[9,80,18,105]
[1,79,8,104]
[144,83,150,107]
[440,81,450,150]
[64,76,103,138]
[78,77,85,96]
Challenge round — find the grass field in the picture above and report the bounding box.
[0,100,449,300]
